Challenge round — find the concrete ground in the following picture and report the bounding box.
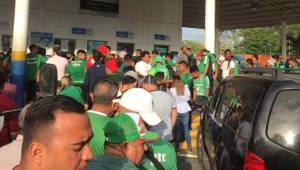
[177,156,202,170]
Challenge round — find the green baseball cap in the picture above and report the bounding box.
[104,113,159,144]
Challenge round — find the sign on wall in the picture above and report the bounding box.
[154,34,170,41]
[30,32,53,48]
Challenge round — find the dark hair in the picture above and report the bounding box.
[53,47,61,56]
[0,68,7,89]
[142,51,150,58]
[143,75,156,85]
[253,54,259,60]
[92,49,104,63]
[272,55,280,61]
[22,96,85,154]
[155,72,167,92]
[155,72,165,82]
[106,45,111,51]
[246,59,254,67]
[122,76,137,85]
[122,66,135,73]
[92,79,118,105]
[173,75,181,82]
[165,53,171,59]
[190,65,199,73]
[77,49,86,55]
[152,50,159,55]
[225,49,231,54]
[136,49,142,53]
[178,60,188,68]
[124,54,133,62]
[29,44,37,52]
[39,47,46,56]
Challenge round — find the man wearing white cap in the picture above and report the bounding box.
[118,88,169,140]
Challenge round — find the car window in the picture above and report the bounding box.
[214,80,236,125]
[268,90,300,154]
[210,83,225,110]
[223,83,265,155]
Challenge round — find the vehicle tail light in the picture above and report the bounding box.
[243,150,265,170]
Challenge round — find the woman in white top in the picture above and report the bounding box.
[170,76,192,153]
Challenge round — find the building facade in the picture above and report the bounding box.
[0,0,182,55]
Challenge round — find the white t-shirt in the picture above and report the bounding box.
[170,85,191,113]
[135,61,151,77]
[47,55,68,81]
[221,60,235,79]
[0,135,23,170]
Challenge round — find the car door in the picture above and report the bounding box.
[202,82,227,169]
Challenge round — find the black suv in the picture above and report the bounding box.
[197,68,300,170]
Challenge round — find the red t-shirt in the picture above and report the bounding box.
[85,55,95,73]
[0,93,18,147]
[105,58,118,73]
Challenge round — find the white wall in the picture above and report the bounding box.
[0,0,182,52]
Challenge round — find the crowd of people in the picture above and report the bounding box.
[0,43,299,169]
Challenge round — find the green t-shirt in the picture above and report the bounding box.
[166,60,175,68]
[87,155,139,170]
[25,53,47,82]
[198,53,218,74]
[58,85,83,104]
[67,59,86,85]
[149,65,170,80]
[233,61,239,75]
[87,111,112,157]
[139,139,177,170]
[193,75,210,97]
[180,73,192,86]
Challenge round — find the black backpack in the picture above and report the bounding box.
[187,54,197,68]
[206,54,215,80]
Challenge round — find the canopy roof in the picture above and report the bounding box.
[183,0,300,29]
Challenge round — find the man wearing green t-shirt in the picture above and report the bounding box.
[178,60,192,86]
[87,79,118,158]
[25,44,47,102]
[149,56,170,80]
[191,66,210,106]
[66,50,87,85]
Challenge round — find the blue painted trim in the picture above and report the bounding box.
[11,61,25,75]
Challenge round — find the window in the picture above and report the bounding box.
[80,0,119,14]
[222,83,265,155]
[154,45,169,56]
[268,90,300,154]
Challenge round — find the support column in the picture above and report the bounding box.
[11,0,30,107]
[215,28,220,58]
[205,0,216,53]
[281,21,287,57]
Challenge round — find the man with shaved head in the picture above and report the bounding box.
[14,96,92,170]
[87,79,118,159]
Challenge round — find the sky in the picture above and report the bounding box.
[182,27,204,43]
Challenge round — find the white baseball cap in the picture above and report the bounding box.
[119,88,162,126]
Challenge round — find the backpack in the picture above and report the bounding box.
[206,53,216,80]
[187,54,197,68]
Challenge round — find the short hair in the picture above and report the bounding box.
[253,54,259,60]
[225,49,231,54]
[143,75,156,85]
[0,68,7,89]
[53,47,61,55]
[136,49,142,53]
[122,66,135,73]
[141,51,150,58]
[92,79,118,105]
[39,48,46,56]
[165,53,171,59]
[124,54,133,62]
[272,55,280,60]
[152,50,159,55]
[190,65,199,73]
[92,49,104,62]
[122,76,137,85]
[77,49,86,55]
[29,44,37,52]
[106,45,111,51]
[155,72,165,83]
[178,60,188,68]
[22,96,85,154]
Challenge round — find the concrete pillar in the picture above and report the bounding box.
[11,0,30,107]
[215,28,220,58]
[281,21,287,57]
[205,0,216,53]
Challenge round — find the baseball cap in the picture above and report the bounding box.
[119,88,162,126]
[97,44,109,55]
[152,56,165,65]
[124,71,139,81]
[104,113,159,144]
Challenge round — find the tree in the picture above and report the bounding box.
[182,40,204,53]
[235,27,281,55]
[287,24,300,57]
